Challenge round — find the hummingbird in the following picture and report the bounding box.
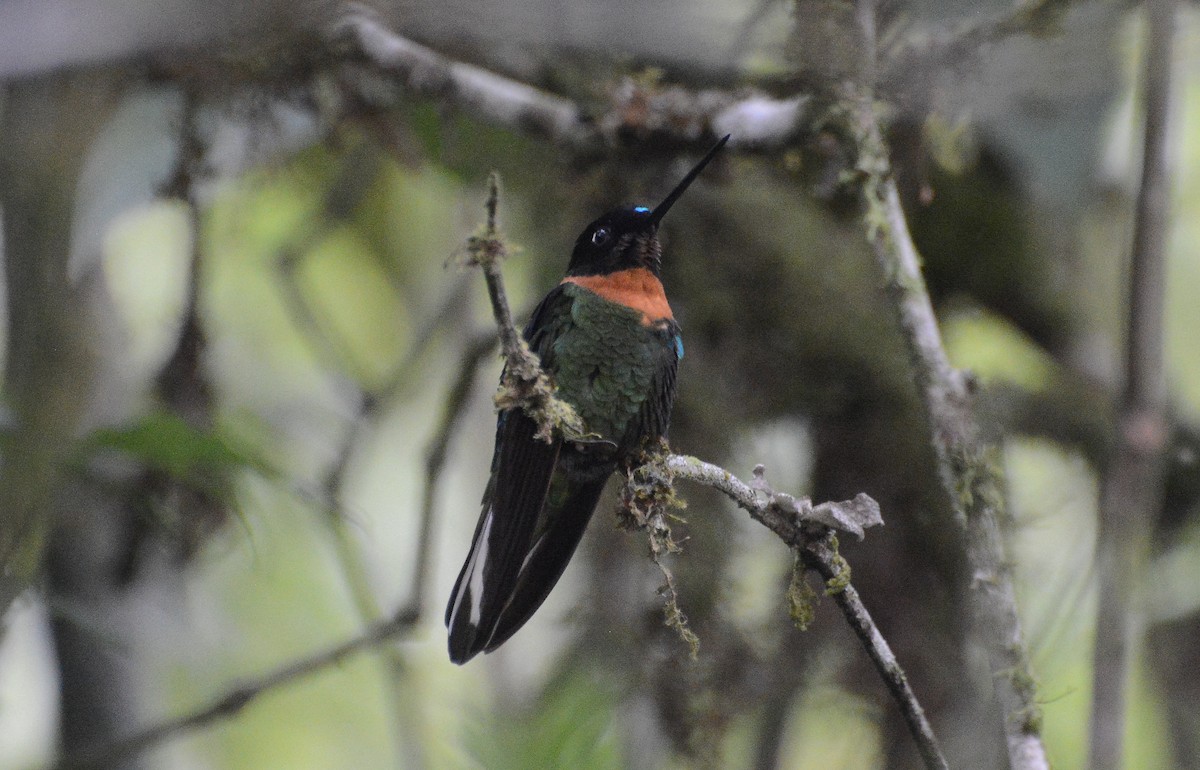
[445,135,730,664]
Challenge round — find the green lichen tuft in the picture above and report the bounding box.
[823,535,852,595]
[1004,650,1045,734]
[492,346,586,444]
[663,589,701,660]
[787,553,818,631]
[825,555,852,595]
[618,445,698,658]
[618,444,685,529]
[950,441,1007,527]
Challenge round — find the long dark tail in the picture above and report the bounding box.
[445,410,558,663]
[482,471,609,654]
[445,418,612,663]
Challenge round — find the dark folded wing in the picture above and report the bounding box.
[522,283,573,368]
[445,284,579,663]
[483,447,615,653]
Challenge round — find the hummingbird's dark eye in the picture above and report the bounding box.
[591,227,611,245]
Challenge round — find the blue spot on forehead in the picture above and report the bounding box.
[634,206,650,214]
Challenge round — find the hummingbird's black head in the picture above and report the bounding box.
[565,135,730,278]
[567,206,661,277]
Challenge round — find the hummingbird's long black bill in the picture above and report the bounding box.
[648,134,731,226]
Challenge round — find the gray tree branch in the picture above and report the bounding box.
[855,98,1050,770]
[1088,0,1177,767]
[660,456,948,770]
[852,1,1049,766]
[333,8,807,149]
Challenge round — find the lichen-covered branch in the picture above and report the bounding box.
[652,454,949,770]
[465,173,583,442]
[855,105,1049,770]
[850,28,1051,770]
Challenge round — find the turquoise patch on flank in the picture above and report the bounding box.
[674,335,684,360]
[634,206,650,213]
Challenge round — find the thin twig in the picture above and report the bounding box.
[270,148,480,770]
[376,275,475,405]
[804,542,946,770]
[1088,0,1176,767]
[465,173,582,442]
[471,175,530,377]
[276,235,368,382]
[52,607,421,770]
[323,324,492,770]
[852,0,1049,766]
[272,145,391,386]
[321,275,477,510]
[266,170,422,770]
[308,231,477,770]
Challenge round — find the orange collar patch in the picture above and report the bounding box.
[563,268,674,325]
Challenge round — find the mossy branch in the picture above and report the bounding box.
[624,452,949,770]
[851,85,1048,770]
[851,83,1050,770]
[465,173,583,443]
[851,1,1049,766]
